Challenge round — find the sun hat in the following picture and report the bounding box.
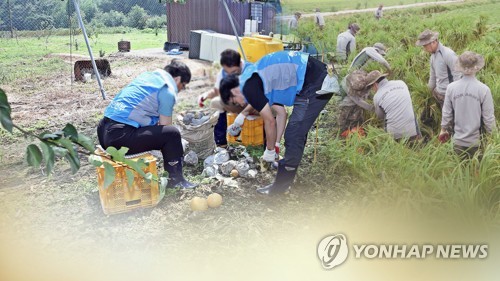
[365,70,388,87]
[415,29,439,46]
[454,51,485,75]
[349,23,361,34]
[373,43,387,55]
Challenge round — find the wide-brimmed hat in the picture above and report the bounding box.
[373,43,387,55]
[365,70,388,87]
[294,12,301,17]
[347,70,368,91]
[454,51,485,75]
[349,23,361,34]
[415,29,439,46]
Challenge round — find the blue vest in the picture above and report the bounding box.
[104,70,177,128]
[239,51,309,106]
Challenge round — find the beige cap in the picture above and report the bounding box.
[454,51,485,75]
[373,43,387,55]
[416,29,439,46]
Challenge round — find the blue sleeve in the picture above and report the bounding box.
[158,87,175,117]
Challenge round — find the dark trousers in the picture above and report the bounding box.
[214,112,227,146]
[97,117,183,162]
[454,145,479,160]
[283,57,332,167]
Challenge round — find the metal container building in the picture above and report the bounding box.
[166,0,281,49]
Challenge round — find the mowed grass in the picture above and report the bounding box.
[0,30,166,84]
[281,0,446,13]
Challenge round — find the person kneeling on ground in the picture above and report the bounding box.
[97,60,197,189]
[219,51,333,195]
[338,70,374,137]
[367,70,421,142]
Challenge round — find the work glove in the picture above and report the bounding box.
[227,124,242,137]
[197,92,209,108]
[227,113,246,136]
[262,148,276,163]
[233,113,246,127]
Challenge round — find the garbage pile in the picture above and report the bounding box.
[176,109,219,159]
[184,145,260,180]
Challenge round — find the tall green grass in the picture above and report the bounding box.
[322,127,500,224]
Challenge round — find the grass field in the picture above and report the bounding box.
[281,0,450,13]
[0,30,166,84]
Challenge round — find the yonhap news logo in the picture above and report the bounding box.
[317,233,488,270]
[317,234,349,269]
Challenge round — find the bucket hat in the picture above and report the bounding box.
[454,51,485,75]
[416,29,439,46]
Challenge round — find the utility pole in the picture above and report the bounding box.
[7,0,14,38]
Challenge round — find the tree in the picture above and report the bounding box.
[126,5,147,29]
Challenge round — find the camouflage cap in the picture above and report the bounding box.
[415,29,439,46]
[347,70,368,91]
[454,51,485,75]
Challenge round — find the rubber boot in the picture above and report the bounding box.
[165,158,197,189]
[257,160,297,195]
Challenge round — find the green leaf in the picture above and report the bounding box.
[106,146,128,162]
[88,154,103,167]
[64,152,80,174]
[125,169,135,189]
[102,162,116,190]
[26,144,43,169]
[56,138,77,157]
[0,89,13,133]
[76,134,95,152]
[39,141,55,175]
[122,158,147,178]
[62,124,78,141]
[40,131,62,140]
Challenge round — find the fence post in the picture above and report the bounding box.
[7,0,14,38]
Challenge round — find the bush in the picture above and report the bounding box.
[126,5,147,30]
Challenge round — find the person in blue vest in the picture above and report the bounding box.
[97,60,197,189]
[219,51,332,195]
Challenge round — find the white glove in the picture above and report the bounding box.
[227,124,242,136]
[262,148,276,162]
[197,92,209,107]
[233,113,246,127]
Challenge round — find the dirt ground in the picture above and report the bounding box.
[0,49,356,280]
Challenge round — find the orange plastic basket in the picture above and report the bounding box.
[95,150,161,215]
[227,113,264,146]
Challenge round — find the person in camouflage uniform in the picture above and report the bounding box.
[338,70,374,135]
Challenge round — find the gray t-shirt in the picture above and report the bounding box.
[336,30,356,60]
[428,43,462,95]
[373,79,418,139]
[441,75,496,147]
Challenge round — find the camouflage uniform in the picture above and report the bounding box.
[338,70,374,133]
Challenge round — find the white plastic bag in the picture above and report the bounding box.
[316,74,340,95]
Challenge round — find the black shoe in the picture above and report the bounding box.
[257,160,297,195]
[165,158,197,189]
